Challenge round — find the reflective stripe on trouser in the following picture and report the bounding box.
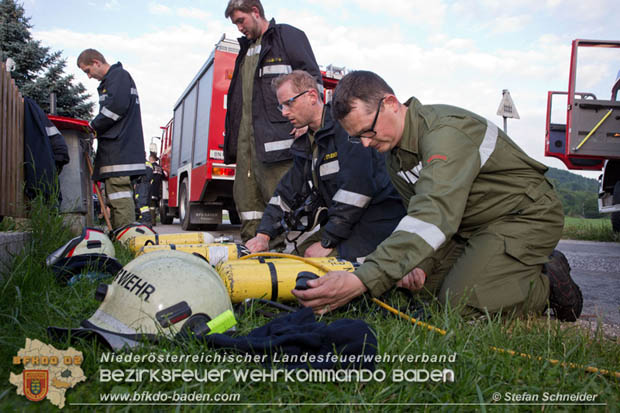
[420,189,563,318]
[233,127,292,242]
[105,176,135,230]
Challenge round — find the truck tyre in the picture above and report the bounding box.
[612,181,620,233]
[159,198,173,225]
[179,179,195,230]
[226,201,241,225]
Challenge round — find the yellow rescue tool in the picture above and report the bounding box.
[128,232,215,253]
[216,256,354,303]
[137,242,247,266]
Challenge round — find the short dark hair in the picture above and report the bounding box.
[272,70,320,95]
[331,70,394,120]
[77,49,107,67]
[225,0,265,19]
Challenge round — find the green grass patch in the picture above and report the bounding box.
[563,216,619,242]
[1,195,619,411]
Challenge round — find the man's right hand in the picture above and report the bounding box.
[245,233,270,253]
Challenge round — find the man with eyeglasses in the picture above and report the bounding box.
[224,0,323,242]
[293,70,583,323]
[245,70,405,261]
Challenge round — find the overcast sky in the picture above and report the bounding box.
[22,0,620,177]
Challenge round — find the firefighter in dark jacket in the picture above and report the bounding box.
[77,49,146,230]
[224,0,323,241]
[246,71,406,261]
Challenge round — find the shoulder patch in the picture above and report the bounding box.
[324,152,338,160]
[426,154,447,164]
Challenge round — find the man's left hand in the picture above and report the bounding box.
[304,241,333,258]
[396,268,426,292]
[292,271,367,314]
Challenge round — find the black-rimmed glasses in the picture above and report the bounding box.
[277,90,309,112]
[348,97,385,144]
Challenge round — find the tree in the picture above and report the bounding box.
[0,0,93,119]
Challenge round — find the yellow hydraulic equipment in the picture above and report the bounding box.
[137,242,244,267]
[216,256,354,303]
[128,232,215,253]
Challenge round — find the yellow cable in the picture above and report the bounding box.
[574,109,613,151]
[238,252,620,379]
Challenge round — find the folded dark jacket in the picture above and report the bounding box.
[205,307,377,370]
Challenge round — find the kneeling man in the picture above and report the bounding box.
[246,71,406,261]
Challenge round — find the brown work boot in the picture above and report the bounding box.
[544,250,583,322]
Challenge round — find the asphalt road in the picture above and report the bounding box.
[154,220,620,325]
[556,239,620,325]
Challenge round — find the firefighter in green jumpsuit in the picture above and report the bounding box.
[224,0,323,242]
[293,70,583,321]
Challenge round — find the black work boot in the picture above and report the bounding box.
[544,250,583,322]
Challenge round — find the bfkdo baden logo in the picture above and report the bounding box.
[9,338,87,409]
[24,370,49,402]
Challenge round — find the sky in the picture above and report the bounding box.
[19,0,620,178]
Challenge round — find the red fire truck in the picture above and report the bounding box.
[158,35,345,230]
[545,39,620,231]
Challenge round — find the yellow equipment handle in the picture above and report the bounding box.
[574,109,613,151]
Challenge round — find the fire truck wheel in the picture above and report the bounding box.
[159,198,173,225]
[180,179,196,230]
[226,202,241,225]
[612,181,620,233]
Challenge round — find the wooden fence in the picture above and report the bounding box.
[0,61,25,218]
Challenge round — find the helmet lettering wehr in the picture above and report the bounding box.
[113,269,156,302]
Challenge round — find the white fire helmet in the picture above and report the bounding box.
[48,250,235,350]
[46,227,115,266]
[113,222,157,245]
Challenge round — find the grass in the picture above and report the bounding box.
[0,195,619,411]
[562,216,619,242]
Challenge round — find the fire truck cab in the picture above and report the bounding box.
[159,35,346,230]
[158,36,239,230]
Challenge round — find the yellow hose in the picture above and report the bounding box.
[239,252,619,379]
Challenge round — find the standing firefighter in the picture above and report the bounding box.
[294,70,583,322]
[134,155,153,225]
[224,0,323,241]
[149,153,164,226]
[78,49,146,230]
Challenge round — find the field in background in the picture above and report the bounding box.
[563,216,619,242]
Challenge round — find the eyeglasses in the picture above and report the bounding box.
[277,90,309,112]
[348,97,385,144]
